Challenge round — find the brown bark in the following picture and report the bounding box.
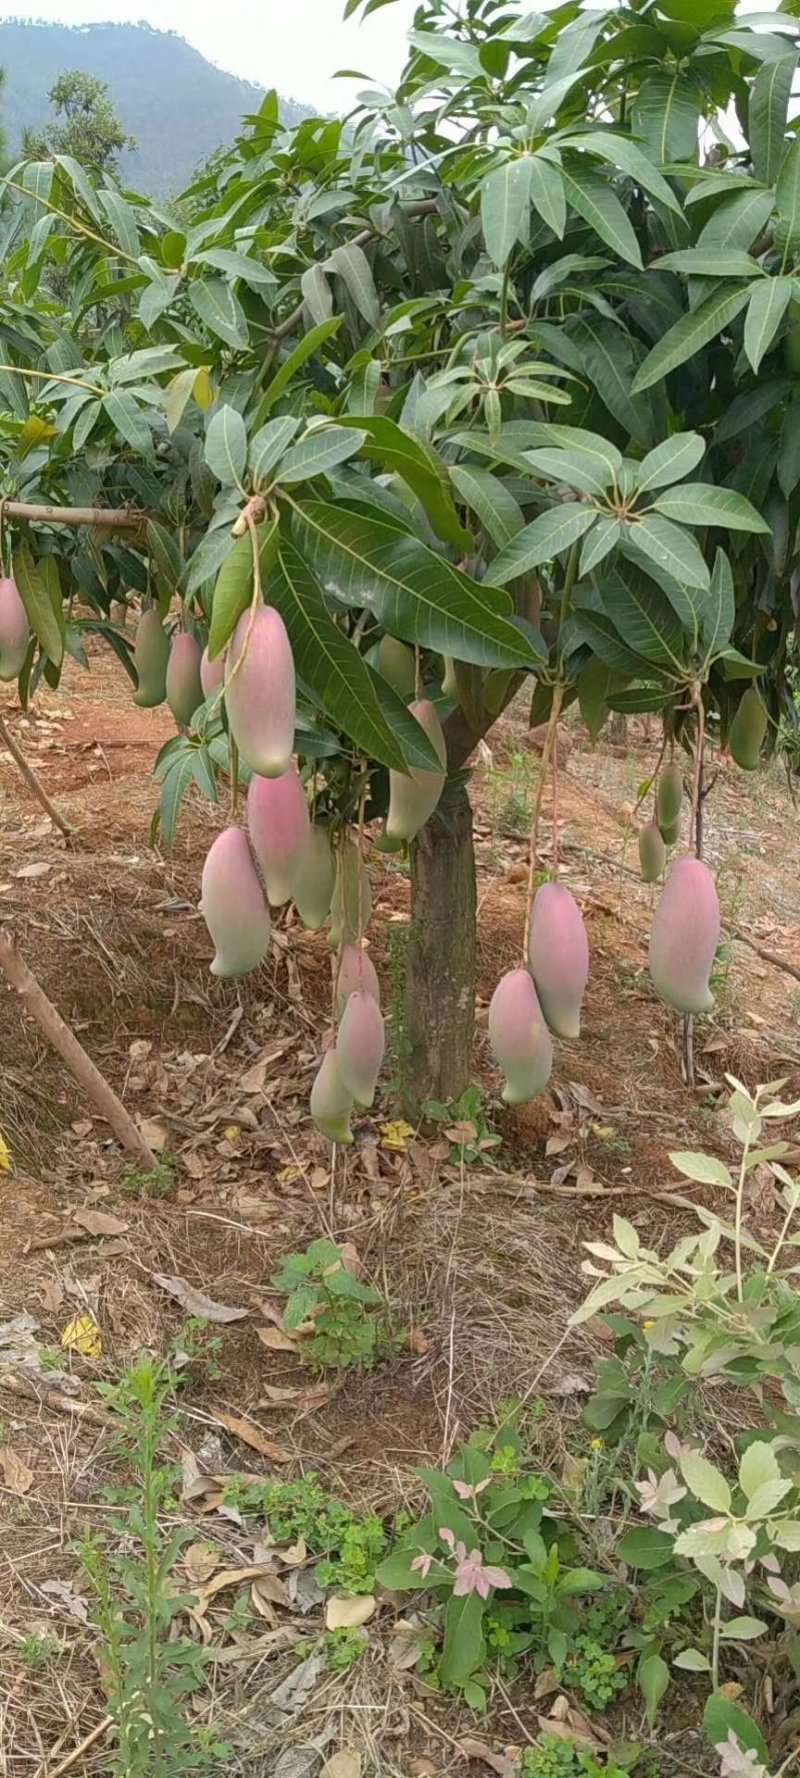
[403,779,477,1113]
[0,713,74,841]
[3,501,146,530]
[0,929,158,1171]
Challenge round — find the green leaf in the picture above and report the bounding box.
[207,517,280,660]
[407,28,483,77]
[669,1151,733,1187]
[674,1648,711,1672]
[529,154,566,238]
[204,404,248,488]
[522,423,623,480]
[568,317,656,446]
[680,1451,731,1513]
[338,415,470,549]
[271,544,419,773]
[639,1653,670,1726]
[721,1616,768,1641]
[617,1527,676,1570]
[301,265,333,326]
[624,512,710,591]
[599,559,688,667]
[779,397,800,496]
[697,188,775,251]
[157,752,196,850]
[571,603,661,678]
[14,543,64,666]
[103,391,153,458]
[579,516,622,577]
[636,432,706,493]
[439,1590,485,1688]
[651,483,770,533]
[702,548,735,657]
[631,72,701,163]
[744,275,793,372]
[631,285,752,392]
[189,278,249,349]
[485,505,598,587]
[525,446,610,496]
[249,416,302,485]
[293,501,543,669]
[561,130,683,216]
[702,1697,769,1767]
[98,187,140,258]
[257,318,341,420]
[146,521,185,596]
[750,54,796,186]
[739,1439,781,1501]
[560,162,643,267]
[577,656,613,740]
[776,131,800,242]
[278,424,366,486]
[164,366,200,435]
[449,464,525,549]
[325,243,380,326]
[192,248,277,291]
[481,157,533,267]
[655,250,763,278]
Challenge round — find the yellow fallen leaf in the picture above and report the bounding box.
[0,1132,11,1171]
[60,1312,102,1358]
[380,1120,415,1151]
[276,1164,302,1184]
[325,1594,376,1631]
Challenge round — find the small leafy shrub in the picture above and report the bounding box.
[271,1238,390,1370]
[222,1472,386,1595]
[377,1424,614,1707]
[82,1354,229,1777]
[520,1740,637,1778]
[561,1636,627,1711]
[119,1154,175,1198]
[423,1084,502,1165]
[17,1630,58,1670]
[324,1625,369,1672]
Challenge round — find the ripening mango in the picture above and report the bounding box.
[248,765,310,907]
[639,822,666,883]
[528,882,589,1040]
[377,634,416,698]
[310,1049,354,1145]
[132,608,169,708]
[489,968,554,1104]
[166,632,204,726]
[0,577,29,682]
[729,686,767,772]
[385,699,447,843]
[337,991,386,1108]
[225,605,295,778]
[293,823,335,930]
[649,857,720,1015]
[660,817,681,847]
[656,761,683,832]
[200,645,225,698]
[336,944,381,1018]
[201,826,271,977]
[441,657,458,698]
[329,839,373,949]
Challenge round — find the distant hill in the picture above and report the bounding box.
[0,19,314,195]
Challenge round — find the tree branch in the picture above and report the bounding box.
[3,500,147,531]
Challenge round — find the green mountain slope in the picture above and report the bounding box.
[0,19,313,194]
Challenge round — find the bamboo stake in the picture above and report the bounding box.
[2,500,146,530]
[0,712,74,841]
[0,929,158,1171]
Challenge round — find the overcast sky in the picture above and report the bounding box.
[3,0,419,110]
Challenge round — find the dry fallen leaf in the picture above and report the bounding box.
[14,861,51,879]
[212,1409,291,1464]
[60,1311,101,1358]
[73,1208,129,1238]
[321,1754,362,1778]
[0,1448,34,1495]
[459,1739,516,1778]
[184,1541,219,1587]
[259,1381,330,1409]
[137,1118,169,1151]
[325,1594,376,1631]
[152,1273,249,1324]
[251,1571,290,1612]
[257,1325,299,1353]
[195,1563,276,1618]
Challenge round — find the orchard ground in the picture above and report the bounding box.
[1,643,799,1777]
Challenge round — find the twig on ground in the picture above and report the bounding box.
[33,1713,112,1778]
[0,712,74,841]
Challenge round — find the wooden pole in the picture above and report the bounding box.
[0,929,158,1171]
[0,712,74,841]
[2,500,146,530]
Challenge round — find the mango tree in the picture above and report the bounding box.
[0,0,797,1117]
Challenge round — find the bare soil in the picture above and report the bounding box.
[1,647,799,1777]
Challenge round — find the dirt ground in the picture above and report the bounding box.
[1,642,799,1778]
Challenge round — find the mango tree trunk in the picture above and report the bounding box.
[403,779,476,1113]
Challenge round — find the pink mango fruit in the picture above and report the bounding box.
[0,577,30,682]
[294,823,335,930]
[247,764,310,907]
[528,882,589,1040]
[337,990,386,1108]
[225,605,295,777]
[489,968,553,1104]
[310,1049,354,1145]
[385,698,447,843]
[166,631,204,726]
[649,857,720,1015]
[336,945,381,1019]
[200,826,271,977]
[200,645,225,698]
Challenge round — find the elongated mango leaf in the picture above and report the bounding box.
[651,483,770,532]
[655,250,763,278]
[292,500,543,668]
[249,415,301,484]
[278,424,366,486]
[337,415,470,549]
[14,543,64,666]
[560,131,683,216]
[525,446,610,497]
[696,188,774,251]
[571,599,666,678]
[599,559,689,670]
[623,511,710,590]
[270,543,430,772]
[701,548,735,660]
[631,72,701,164]
[449,464,525,549]
[189,278,249,349]
[481,156,533,267]
[204,404,248,488]
[529,154,566,238]
[560,162,643,267]
[207,516,280,660]
[631,286,752,392]
[750,54,796,186]
[485,504,598,586]
[256,318,341,421]
[744,274,793,372]
[567,317,656,446]
[635,432,706,493]
[325,243,380,326]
